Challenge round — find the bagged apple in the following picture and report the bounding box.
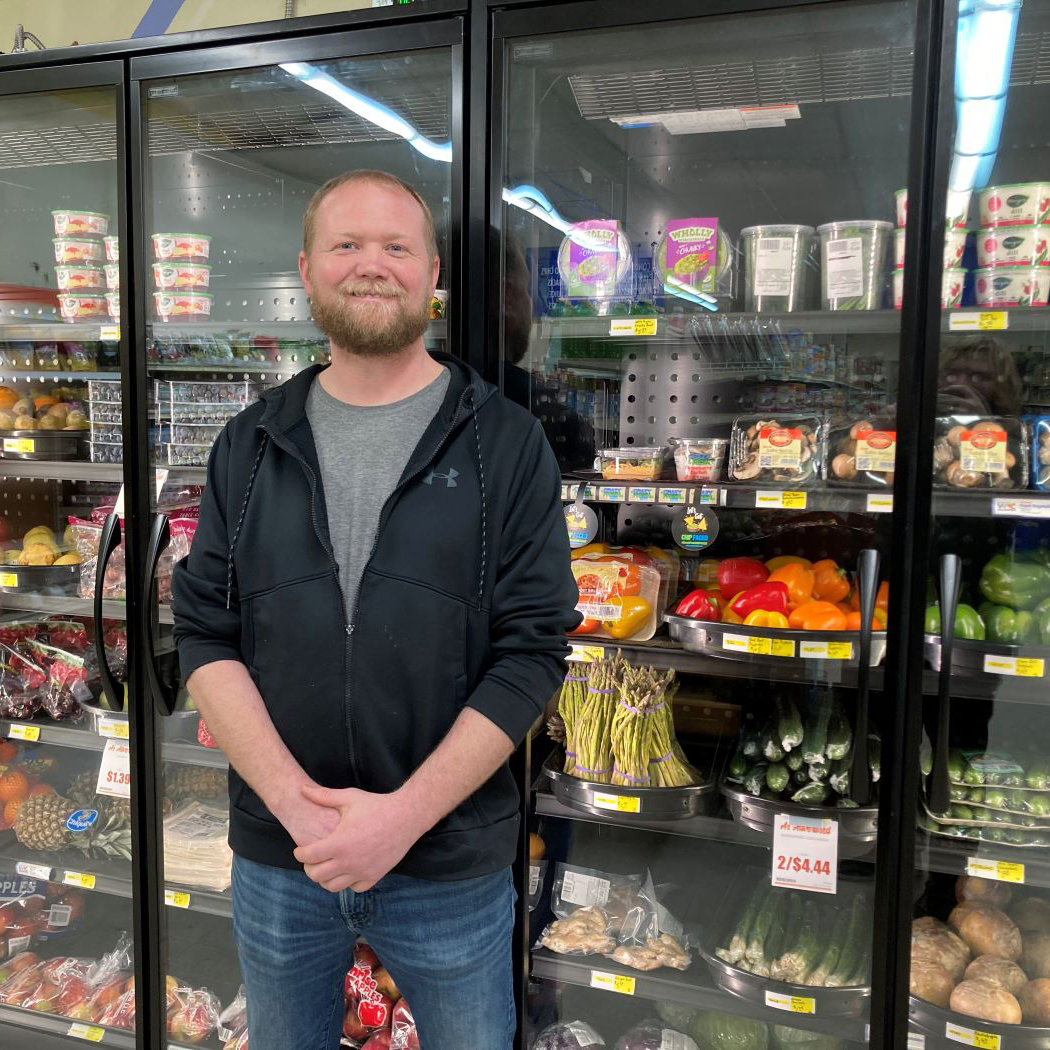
[97,980,136,1030]
[217,983,247,1043]
[390,999,420,1050]
[168,986,221,1043]
[344,941,395,1032]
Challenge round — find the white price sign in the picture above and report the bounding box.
[15,861,51,880]
[96,739,131,798]
[772,813,838,893]
[992,496,1050,519]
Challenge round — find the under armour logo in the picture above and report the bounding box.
[423,467,459,488]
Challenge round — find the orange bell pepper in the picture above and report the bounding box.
[850,579,890,614]
[812,559,850,603]
[768,563,815,608]
[845,609,888,631]
[570,617,600,635]
[788,600,848,631]
[765,555,813,572]
[836,601,853,616]
[744,610,790,628]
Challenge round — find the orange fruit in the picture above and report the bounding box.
[3,798,23,825]
[0,770,30,802]
[0,740,17,764]
[32,396,57,411]
[27,783,53,797]
[0,388,17,410]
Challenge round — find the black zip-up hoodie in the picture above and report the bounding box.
[171,353,580,878]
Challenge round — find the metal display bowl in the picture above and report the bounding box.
[721,784,878,857]
[910,995,1050,1048]
[924,633,1050,678]
[543,752,715,821]
[81,700,201,742]
[664,614,887,668]
[700,943,871,1018]
[0,429,86,461]
[0,563,80,595]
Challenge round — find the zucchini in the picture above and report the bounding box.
[802,696,831,764]
[728,750,749,779]
[744,762,769,796]
[825,698,852,760]
[826,894,867,987]
[807,903,850,986]
[770,893,803,981]
[807,758,829,782]
[746,887,781,965]
[778,899,821,983]
[723,884,767,964]
[762,719,786,763]
[777,696,804,752]
[829,756,850,796]
[766,762,790,794]
[869,733,881,783]
[785,749,805,772]
[792,782,829,805]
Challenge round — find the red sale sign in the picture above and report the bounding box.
[772,813,838,894]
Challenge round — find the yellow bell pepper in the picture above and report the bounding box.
[602,596,651,639]
[765,555,813,572]
[744,609,790,629]
[695,558,720,587]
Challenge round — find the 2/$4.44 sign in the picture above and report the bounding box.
[771,812,839,894]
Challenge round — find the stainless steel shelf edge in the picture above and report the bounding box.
[0,597,172,623]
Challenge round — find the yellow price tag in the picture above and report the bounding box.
[3,438,35,454]
[982,654,1046,678]
[827,641,854,660]
[945,1022,1000,1049]
[747,636,772,655]
[966,857,1025,884]
[63,871,96,890]
[99,324,120,342]
[948,311,1008,333]
[978,312,1008,331]
[1016,658,1045,678]
[98,717,129,739]
[569,645,605,663]
[765,990,816,1014]
[771,639,797,658]
[756,490,808,510]
[608,318,657,337]
[165,889,191,909]
[0,572,17,588]
[7,724,40,742]
[996,861,1025,883]
[593,792,641,814]
[68,1023,105,1042]
[781,491,807,509]
[590,970,636,995]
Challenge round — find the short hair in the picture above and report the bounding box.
[301,170,438,261]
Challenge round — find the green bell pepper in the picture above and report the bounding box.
[983,605,1037,645]
[924,603,986,641]
[979,553,1050,610]
[1034,595,1050,646]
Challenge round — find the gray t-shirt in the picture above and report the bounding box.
[306,367,450,619]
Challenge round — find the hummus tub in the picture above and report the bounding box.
[104,236,119,262]
[557,220,632,299]
[58,294,108,322]
[817,220,892,310]
[739,224,813,311]
[893,268,966,309]
[977,225,1050,267]
[153,291,213,320]
[895,187,908,228]
[671,438,728,482]
[975,267,1049,307]
[104,264,120,290]
[655,218,735,301]
[53,238,104,265]
[152,262,211,290]
[54,265,104,292]
[105,292,120,319]
[151,232,212,262]
[896,186,969,228]
[52,210,109,238]
[894,227,967,270]
[979,182,1050,227]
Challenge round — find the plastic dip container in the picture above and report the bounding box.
[979,183,1050,227]
[975,267,1049,307]
[818,221,892,310]
[740,225,813,311]
[978,226,1050,268]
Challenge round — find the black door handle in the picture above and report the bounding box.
[93,513,124,712]
[143,513,178,715]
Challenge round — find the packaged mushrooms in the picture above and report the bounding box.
[728,414,824,486]
[828,416,897,487]
[1033,417,1050,491]
[932,416,1028,490]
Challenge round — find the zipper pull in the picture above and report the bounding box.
[346,624,354,636]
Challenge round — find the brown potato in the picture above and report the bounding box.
[965,955,1028,995]
[956,906,1023,962]
[1011,897,1050,934]
[957,875,1013,909]
[950,979,1022,1024]
[1019,979,1050,1025]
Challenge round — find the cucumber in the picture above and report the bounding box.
[777,696,804,752]
[1027,760,1050,790]
[792,782,829,805]
[826,894,867,986]
[764,893,792,972]
[778,899,821,983]
[920,728,933,777]
[728,750,749,779]
[947,749,966,782]
[807,758,830,782]
[848,943,872,987]
[741,722,762,759]
[869,733,881,783]
[785,749,805,772]
[770,893,804,981]
[767,762,790,794]
[837,798,860,808]
[723,884,767,964]
[762,719,786,762]
[802,696,831,764]
[744,762,769,796]
[792,769,810,786]
[746,887,781,965]
[825,698,852,760]
[807,903,850,986]
[829,757,850,796]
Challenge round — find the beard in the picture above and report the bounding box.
[310,280,430,357]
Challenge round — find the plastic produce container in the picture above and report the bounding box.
[894,227,967,270]
[979,183,1050,227]
[894,268,966,310]
[570,553,663,642]
[974,267,1048,308]
[827,416,897,487]
[817,221,892,310]
[977,226,1050,268]
[600,446,668,481]
[557,220,632,300]
[671,438,729,482]
[655,218,735,300]
[739,225,813,311]
[727,414,824,486]
[1034,417,1050,491]
[932,415,1028,490]
[52,210,109,237]
[895,187,969,228]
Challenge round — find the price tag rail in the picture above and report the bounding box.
[0,1002,138,1047]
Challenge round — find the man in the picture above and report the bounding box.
[172,170,579,1050]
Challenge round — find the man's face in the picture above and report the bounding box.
[299,180,439,356]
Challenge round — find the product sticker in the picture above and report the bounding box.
[772,813,838,893]
[966,858,1025,884]
[589,970,635,995]
[609,318,657,337]
[561,870,611,907]
[8,724,40,742]
[755,490,808,510]
[664,218,719,292]
[598,486,626,502]
[629,487,656,503]
[529,864,541,896]
[96,740,131,798]
[855,429,897,473]
[945,1021,1000,1049]
[568,645,605,663]
[47,904,72,927]
[67,1023,105,1042]
[2,438,34,454]
[99,325,120,342]
[949,311,1009,332]
[7,935,30,956]
[908,1033,926,1050]
[961,751,1024,777]
[592,792,641,814]
[960,429,1008,472]
[0,572,15,588]
[825,237,865,298]
[754,237,796,296]
[565,1021,601,1046]
[799,640,853,660]
[758,428,804,470]
[15,862,51,880]
[660,1031,699,1050]
[992,497,1050,519]
[97,716,129,739]
[165,889,191,909]
[764,990,816,1014]
[660,487,688,505]
[982,654,1046,678]
[567,220,621,293]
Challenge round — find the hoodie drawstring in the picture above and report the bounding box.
[227,431,269,609]
[468,393,487,611]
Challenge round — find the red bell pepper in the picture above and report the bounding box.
[730,581,790,618]
[717,557,769,600]
[675,588,721,622]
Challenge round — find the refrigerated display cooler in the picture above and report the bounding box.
[1,0,1050,1048]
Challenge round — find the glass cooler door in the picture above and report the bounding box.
[132,25,457,1050]
[494,3,922,1048]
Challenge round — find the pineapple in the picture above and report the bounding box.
[164,765,226,804]
[68,804,132,861]
[19,757,57,779]
[13,793,74,852]
[67,771,97,805]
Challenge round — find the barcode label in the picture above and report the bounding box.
[577,603,620,620]
[758,239,780,250]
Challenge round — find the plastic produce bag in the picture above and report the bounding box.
[168,985,222,1043]
[24,639,92,720]
[614,1020,699,1050]
[217,984,247,1043]
[532,1020,607,1049]
[390,998,420,1049]
[551,864,642,921]
[0,643,45,720]
[70,519,125,599]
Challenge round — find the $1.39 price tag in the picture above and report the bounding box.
[68,1022,105,1041]
[764,990,816,1014]
[946,1022,1001,1048]
[772,813,838,893]
[96,739,131,798]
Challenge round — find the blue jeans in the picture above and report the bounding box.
[231,855,516,1050]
